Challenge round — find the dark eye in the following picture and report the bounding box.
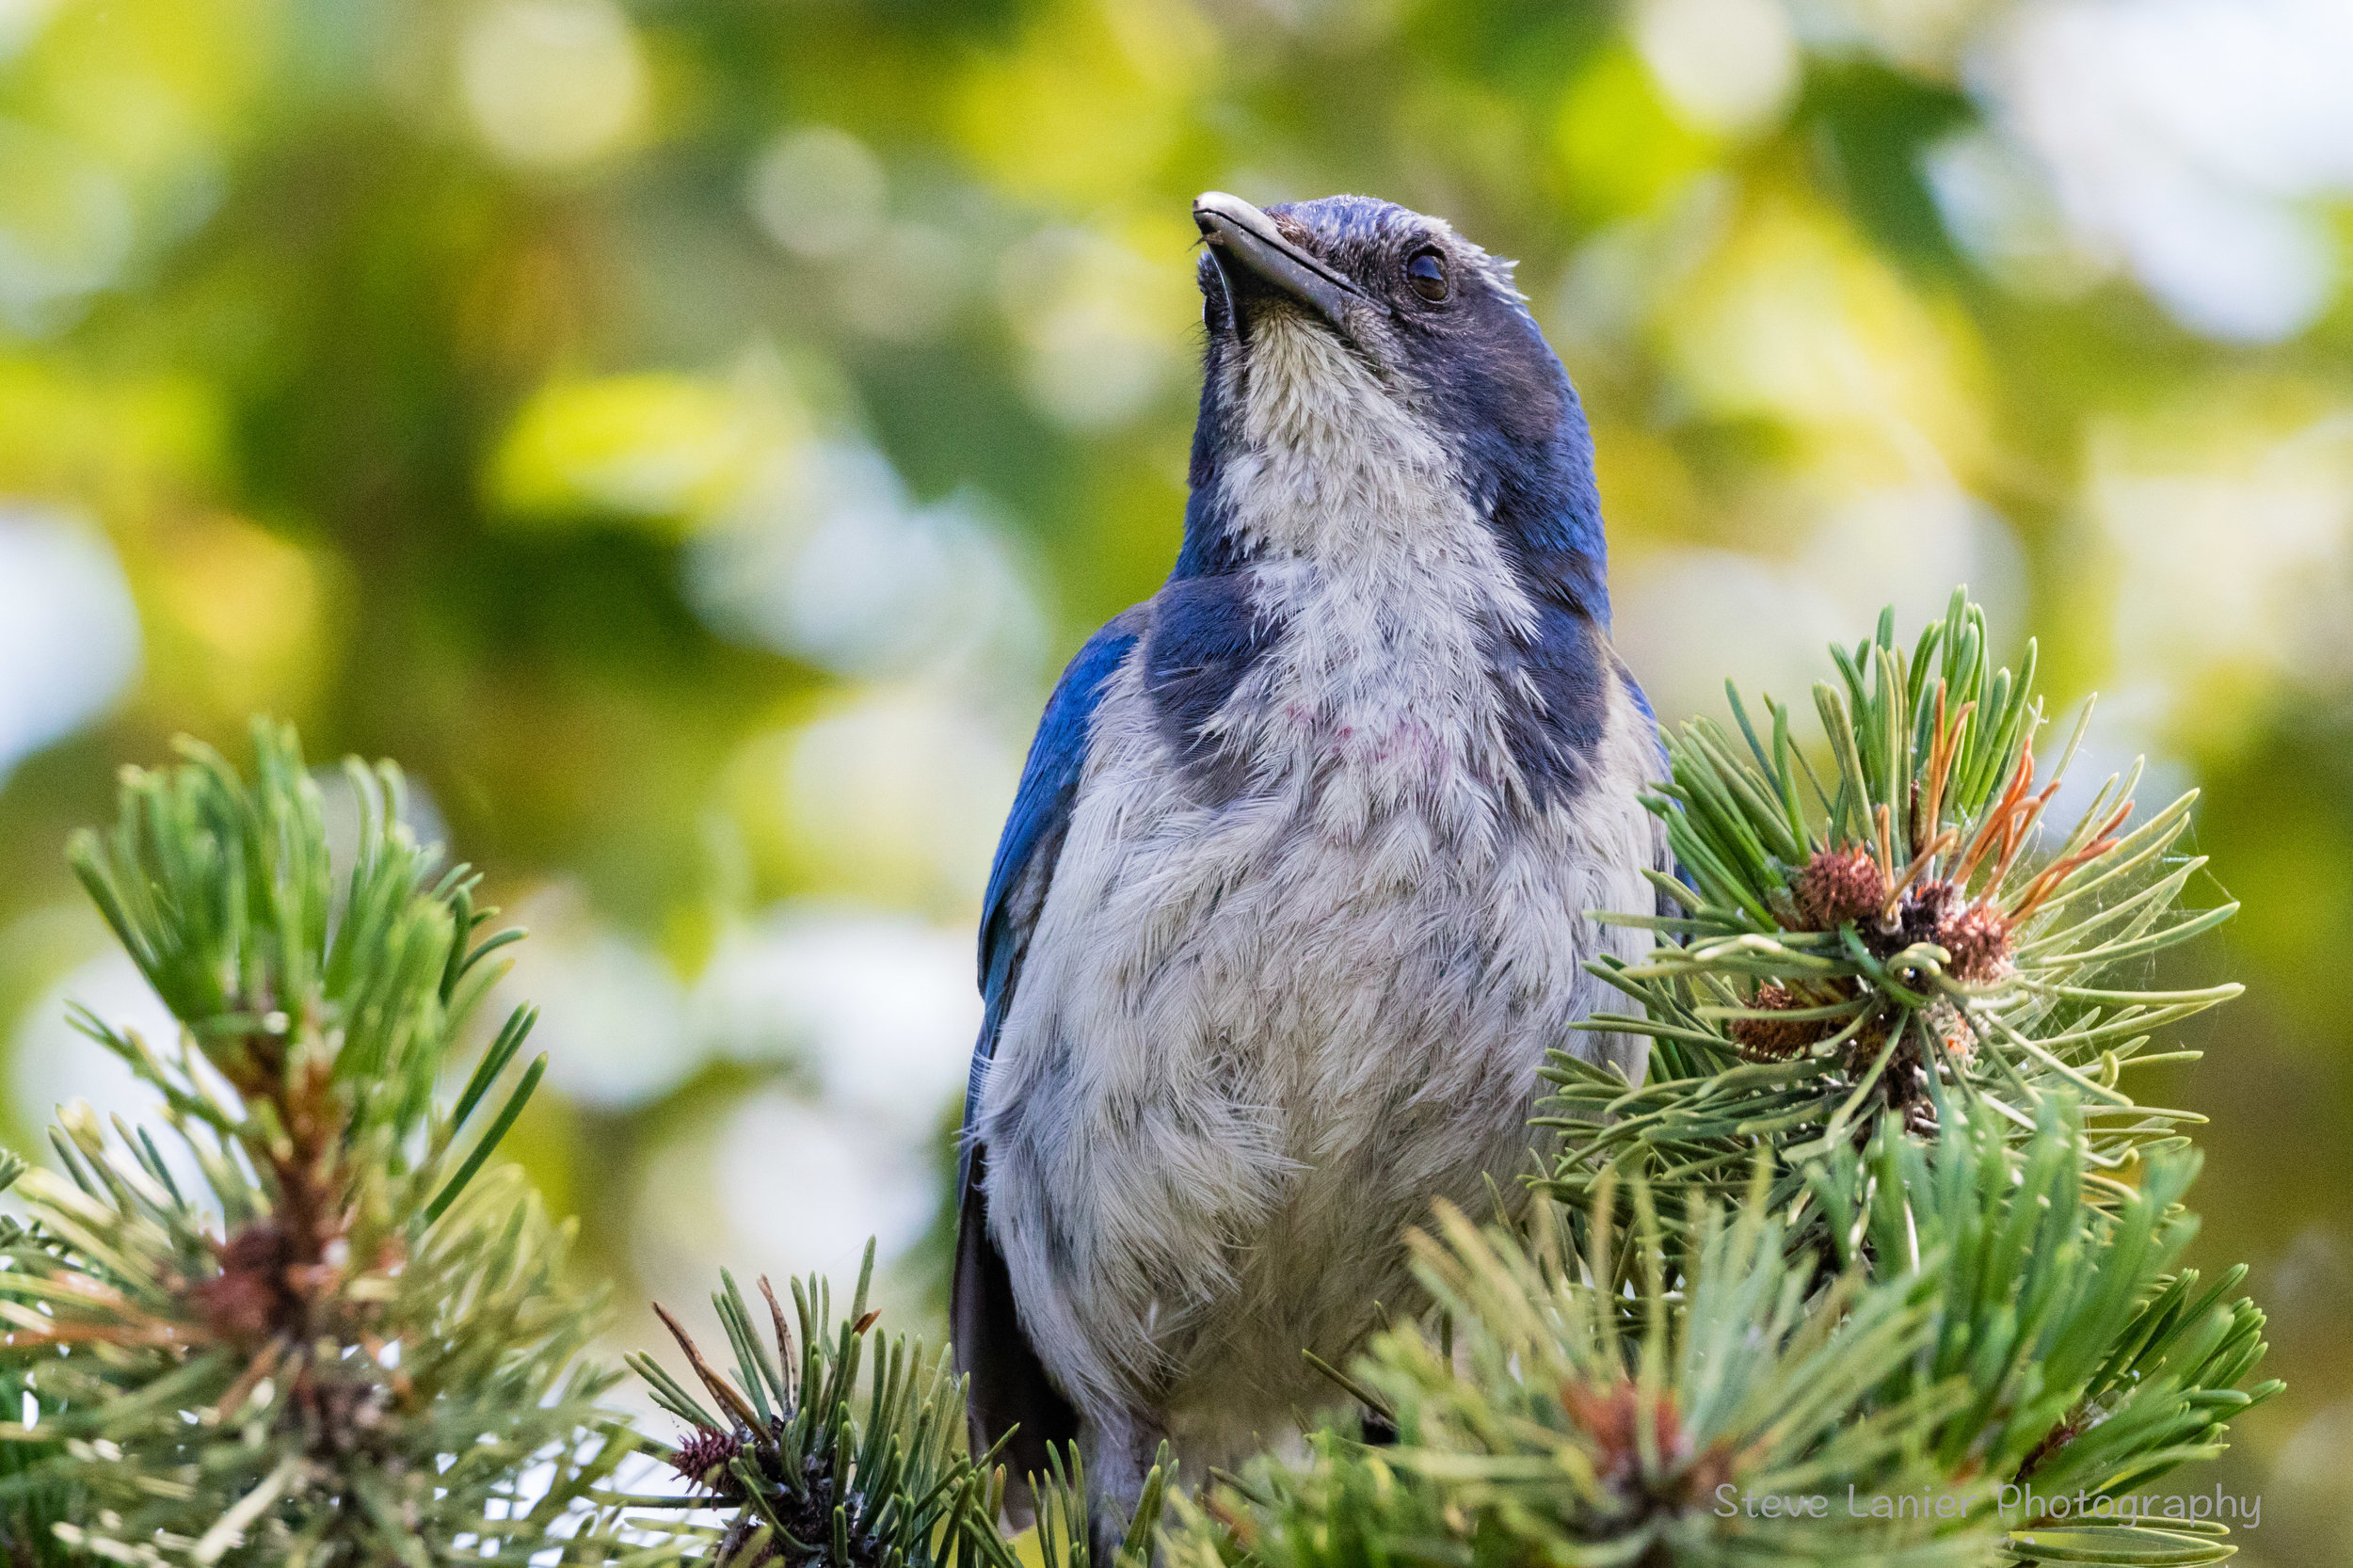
[1405,248,1449,303]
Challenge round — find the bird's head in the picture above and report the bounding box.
[1181,191,1608,620]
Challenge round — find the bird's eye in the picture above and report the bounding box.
[1405,248,1449,303]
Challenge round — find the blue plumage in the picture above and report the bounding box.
[954,615,1143,1470]
[1142,574,1279,792]
[952,192,1670,1543]
[967,614,1145,1180]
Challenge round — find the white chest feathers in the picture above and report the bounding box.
[980,651,1658,1427]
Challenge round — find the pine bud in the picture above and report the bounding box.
[1934,899,2012,984]
[1792,847,1886,932]
[669,1425,745,1495]
[1731,984,1822,1062]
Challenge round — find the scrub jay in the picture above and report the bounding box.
[952,191,1668,1541]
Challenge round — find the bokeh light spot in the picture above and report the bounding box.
[0,506,139,780]
[460,0,647,170]
[746,126,888,262]
[491,373,765,529]
[0,120,132,332]
[1634,0,1800,137]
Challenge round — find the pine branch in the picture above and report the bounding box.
[1831,1097,2280,1564]
[619,1240,1000,1568]
[0,720,636,1565]
[1168,1179,1997,1568]
[1542,590,2236,1252]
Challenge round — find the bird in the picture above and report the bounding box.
[951,190,1670,1544]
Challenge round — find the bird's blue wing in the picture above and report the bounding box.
[964,608,1148,1189]
[952,608,1145,1496]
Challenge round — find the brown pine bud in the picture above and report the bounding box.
[669,1426,745,1495]
[185,1223,296,1345]
[1730,983,1821,1062]
[1792,846,1887,932]
[1936,900,2013,984]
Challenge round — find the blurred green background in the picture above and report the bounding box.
[0,0,2349,1555]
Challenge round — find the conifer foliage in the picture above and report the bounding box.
[1548,593,2233,1197]
[0,723,629,1563]
[0,596,2281,1568]
[615,1242,1000,1568]
[614,1245,1175,1568]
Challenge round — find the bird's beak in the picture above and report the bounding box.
[1193,191,1365,332]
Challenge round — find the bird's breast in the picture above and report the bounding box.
[1001,624,1660,1165]
[976,632,1661,1416]
[1154,561,1535,823]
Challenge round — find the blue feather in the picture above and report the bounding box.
[966,611,1144,1188]
[953,609,1144,1492]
